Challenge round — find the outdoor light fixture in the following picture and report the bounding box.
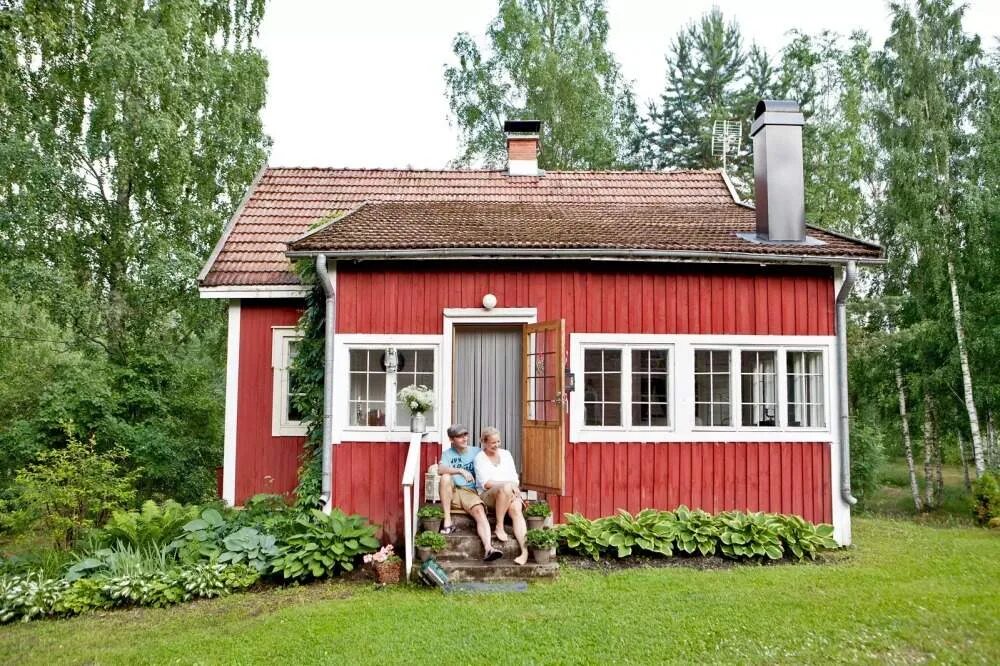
[482,293,497,310]
[565,368,575,393]
[381,347,399,373]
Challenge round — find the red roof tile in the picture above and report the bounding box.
[199,168,879,287]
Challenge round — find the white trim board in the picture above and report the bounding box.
[199,285,310,299]
[222,301,241,506]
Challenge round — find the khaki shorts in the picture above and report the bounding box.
[449,486,485,512]
[480,483,522,509]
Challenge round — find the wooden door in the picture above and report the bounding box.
[521,320,565,494]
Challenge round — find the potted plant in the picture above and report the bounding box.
[414,530,447,561]
[417,504,445,532]
[397,384,434,432]
[524,500,551,530]
[363,545,402,584]
[526,528,558,564]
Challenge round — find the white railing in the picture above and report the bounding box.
[401,431,425,581]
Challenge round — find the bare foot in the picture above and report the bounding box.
[494,529,509,542]
[514,551,528,566]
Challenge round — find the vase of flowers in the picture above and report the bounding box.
[398,384,434,433]
[363,545,402,584]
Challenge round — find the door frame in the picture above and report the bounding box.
[440,308,537,445]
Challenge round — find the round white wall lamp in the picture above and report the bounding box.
[482,293,497,310]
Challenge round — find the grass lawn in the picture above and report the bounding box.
[1,517,997,665]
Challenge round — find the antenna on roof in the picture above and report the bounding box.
[711,119,742,171]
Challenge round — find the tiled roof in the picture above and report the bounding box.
[199,168,879,287]
[287,202,883,260]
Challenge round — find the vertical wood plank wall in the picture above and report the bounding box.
[235,263,837,539]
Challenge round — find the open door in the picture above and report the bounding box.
[521,319,565,494]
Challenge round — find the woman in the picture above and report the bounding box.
[473,426,529,565]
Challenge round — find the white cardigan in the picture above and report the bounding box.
[474,449,519,493]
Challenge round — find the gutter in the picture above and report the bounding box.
[836,261,858,506]
[315,255,336,511]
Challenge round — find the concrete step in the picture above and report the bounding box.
[436,559,559,583]
[433,533,526,560]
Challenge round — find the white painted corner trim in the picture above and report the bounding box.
[222,301,241,506]
[199,285,310,299]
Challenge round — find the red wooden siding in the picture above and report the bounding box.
[547,442,832,525]
[235,301,306,504]
[337,262,834,336]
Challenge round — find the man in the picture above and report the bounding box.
[438,424,503,561]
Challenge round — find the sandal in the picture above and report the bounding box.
[484,547,503,562]
[440,525,458,535]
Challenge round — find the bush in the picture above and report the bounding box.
[99,499,199,549]
[168,507,230,562]
[526,528,558,549]
[269,509,380,581]
[1,430,137,550]
[416,504,444,520]
[672,506,719,557]
[972,472,1000,525]
[414,531,447,552]
[716,511,783,560]
[233,494,296,538]
[773,515,838,561]
[218,527,278,572]
[557,514,604,561]
[525,500,552,518]
[850,421,887,506]
[66,542,174,581]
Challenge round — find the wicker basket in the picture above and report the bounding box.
[372,559,402,584]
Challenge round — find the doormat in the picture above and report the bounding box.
[444,581,529,594]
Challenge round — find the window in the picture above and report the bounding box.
[787,350,825,427]
[741,350,777,427]
[583,349,622,426]
[694,349,731,427]
[347,346,437,430]
[272,328,308,436]
[583,346,672,428]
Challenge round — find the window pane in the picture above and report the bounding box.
[350,350,367,371]
[585,403,601,426]
[584,349,603,371]
[604,404,621,426]
[741,350,776,428]
[604,372,621,402]
[694,373,712,402]
[630,348,670,428]
[695,350,711,372]
[694,349,730,427]
[604,350,621,371]
[787,351,824,427]
[695,403,712,427]
[583,349,622,427]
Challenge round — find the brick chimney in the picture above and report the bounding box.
[504,119,541,176]
[750,100,806,241]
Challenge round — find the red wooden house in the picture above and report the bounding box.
[199,102,882,546]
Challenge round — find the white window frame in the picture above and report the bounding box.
[271,327,308,437]
[333,334,443,443]
[580,344,675,432]
[570,333,834,443]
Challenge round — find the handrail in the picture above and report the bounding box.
[401,431,425,581]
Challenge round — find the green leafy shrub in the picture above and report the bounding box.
[417,504,444,520]
[526,528,558,549]
[849,420,887,507]
[66,542,174,582]
[972,472,1000,525]
[557,514,605,561]
[233,494,296,538]
[525,501,552,518]
[219,527,278,572]
[599,509,676,557]
[99,500,199,549]
[53,578,110,615]
[270,509,380,581]
[414,530,447,551]
[1,430,137,550]
[672,506,719,556]
[168,507,230,562]
[1,572,70,623]
[716,511,783,560]
[773,515,838,561]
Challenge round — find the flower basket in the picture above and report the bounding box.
[371,559,401,584]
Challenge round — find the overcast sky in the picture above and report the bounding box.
[257,0,999,169]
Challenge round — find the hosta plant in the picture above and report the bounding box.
[169,508,230,562]
[672,506,719,556]
[557,514,605,561]
[0,573,69,623]
[270,509,380,581]
[716,511,784,560]
[774,515,837,561]
[219,527,278,572]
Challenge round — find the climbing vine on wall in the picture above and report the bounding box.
[290,260,326,506]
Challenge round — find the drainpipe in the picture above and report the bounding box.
[316,254,336,511]
[836,261,858,506]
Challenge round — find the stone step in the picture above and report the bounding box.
[435,560,559,583]
[433,533,526,560]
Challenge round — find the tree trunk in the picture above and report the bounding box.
[934,436,944,505]
[958,433,972,492]
[896,365,922,511]
[947,260,986,474]
[922,392,935,509]
[988,414,998,471]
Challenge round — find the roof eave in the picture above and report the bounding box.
[197,162,269,283]
[284,246,885,266]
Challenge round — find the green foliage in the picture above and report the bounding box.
[1,430,137,550]
[774,515,838,561]
[556,514,605,561]
[66,543,174,582]
[671,506,720,557]
[0,572,69,623]
[524,500,552,518]
[290,261,326,506]
[269,509,380,581]
[716,511,784,560]
[99,500,200,550]
[849,420,888,507]
[218,527,278,573]
[417,504,444,520]
[232,494,297,539]
[971,472,1000,525]
[168,508,230,562]
[414,531,447,552]
[525,528,558,549]
[602,509,676,557]
[444,0,642,169]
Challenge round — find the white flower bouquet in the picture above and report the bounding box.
[397,384,434,414]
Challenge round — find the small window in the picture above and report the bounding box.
[272,328,308,436]
[349,349,387,426]
[286,341,305,422]
[741,350,776,427]
[393,348,436,428]
[694,349,731,427]
[631,349,670,427]
[787,351,825,427]
[583,349,622,426]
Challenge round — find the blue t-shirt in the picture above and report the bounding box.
[439,446,481,489]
